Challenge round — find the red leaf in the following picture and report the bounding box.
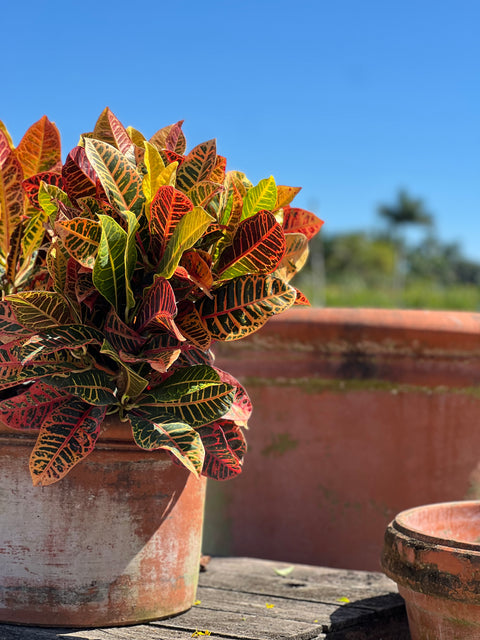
[0,381,68,431]
[282,207,324,240]
[149,185,194,258]
[199,419,246,480]
[62,146,98,202]
[22,172,64,209]
[136,277,185,341]
[217,210,286,277]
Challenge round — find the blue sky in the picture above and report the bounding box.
[2,0,479,257]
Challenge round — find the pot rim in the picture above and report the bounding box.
[393,500,480,552]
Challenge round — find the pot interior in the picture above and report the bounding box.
[396,501,480,549]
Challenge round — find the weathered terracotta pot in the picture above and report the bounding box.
[0,415,206,627]
[382,501,480,639]
[206,307,480,570]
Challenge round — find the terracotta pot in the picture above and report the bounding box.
[0,415,206,627]
[382,501,480,639]
[206,307,480,570]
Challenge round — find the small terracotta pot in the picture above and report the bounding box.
[0,416,206,627]
[382,501,480,639]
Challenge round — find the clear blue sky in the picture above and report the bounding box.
[2,1,479,257]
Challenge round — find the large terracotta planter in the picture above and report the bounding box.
[206,307,480,570]
[0,415,206,627]
[382,501,480,639]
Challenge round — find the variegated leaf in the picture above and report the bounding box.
[176,139,217,192]
[198,420,245,480]
[42,368,118,405]
[62,146,98,202]
[293,288,311,306]
[187,181,223,208]
[18,325,104,364]
[20,204,49,263]
[6,223,23,289]
[29,398,107,486]
[136,364,234,428]
[22,171,64,209]
[274,232,309,282]
[209,155,227,184]
[175,303,212,350]
[198,274,296,341]
[217,210,286,279]
[0,300,30,342]
[93,108,133,156]
[55,217,101,269]
[0,345,86,390]
[84,138,145,218]
[0,381,68,431]
[128,414,204,476]
[104,309,146,354]
[241,176,277,221]
[179,249,213,296]
[136,276,184,340]
[0,148,23,264]
[214,369,252,426]
[156,207,214,279]
[47,241,69,294]
[149,185,193,257]
[15,116,61,179]
[282,207,324,240]
[150,121,186,155]
[37,182,72,227]
[100,340,148,400]
[0,123,14,156]
[7,291,74,330]
[275,185,302,209]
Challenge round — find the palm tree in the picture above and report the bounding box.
[377,190,434,301]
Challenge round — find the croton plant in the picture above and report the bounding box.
[0,108,323,486]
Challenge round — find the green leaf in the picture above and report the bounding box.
[42,368,118,405]
[20,205,49,263]
[100,340,148,401]
[136,365,235,428]
[198,275,296,341]
[92,213,138,319]
[241,176,277,221]
[7,291,74,330]
[157,207,214,279]
[0,381,67,431]
[84,138,145,218]
[35,181,70,224]
[29,398,106,486]
[128,414,204,476]
[217,210,286,279]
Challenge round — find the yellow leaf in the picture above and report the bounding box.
[337,596,350,603]
[265,602,275,609]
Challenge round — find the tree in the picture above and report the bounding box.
[378,189,433,243]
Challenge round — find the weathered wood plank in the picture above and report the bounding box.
[0,557,407,640]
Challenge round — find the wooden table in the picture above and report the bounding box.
[0,557,410,639]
